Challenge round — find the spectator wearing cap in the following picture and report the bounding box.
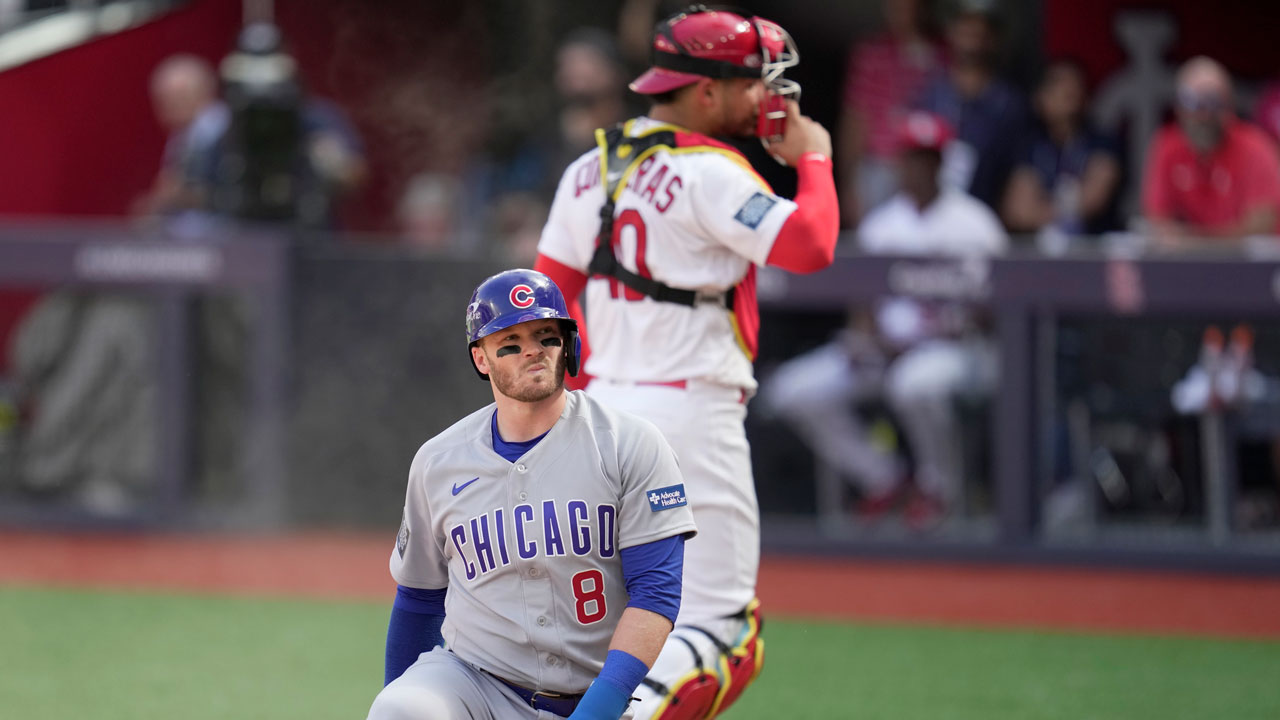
[838,0,945,225]
[910,0,1029,212]
[855,111,1008,527]
[858,111,1008,255]
[1142,56,1280,248]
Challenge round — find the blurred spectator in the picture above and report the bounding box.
[838,0,943,225]
[859,112,1008,254]
[132,54,228,222]
[861,112,1006,526]
[397,172,466,252]
[911,0,1028,212]
[1002,59,1123,244]
[761,312,902,518]
[1142,56,1280,249]
[397,172,546,263]
[213,22,367,231]
[768,114,1007,527]
[486,192,548,265]
[554,28,630,164]
[616,0,685,75]
[459,27,627,259]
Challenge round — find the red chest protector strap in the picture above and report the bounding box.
[587,124,737,310]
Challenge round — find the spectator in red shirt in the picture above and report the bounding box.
[1142,56,1280,248]
[838,0,943,226]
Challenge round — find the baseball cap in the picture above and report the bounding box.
[894,111,955,153]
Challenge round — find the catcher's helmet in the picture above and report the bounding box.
[629,6,800,141]
[465,269,580,381]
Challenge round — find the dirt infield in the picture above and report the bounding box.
[3,530,1280,639]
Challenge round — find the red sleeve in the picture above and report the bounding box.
[765,153,840,273]
[1141,129,1175,219]
[534,253,593,390]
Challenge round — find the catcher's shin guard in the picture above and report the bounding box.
[644,636,720,720]
[703,598,765,718]
[646,599,766,720]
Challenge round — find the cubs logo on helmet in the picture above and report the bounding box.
[465,269,580,380]
[509,284,536,309]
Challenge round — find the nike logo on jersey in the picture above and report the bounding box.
[452,477,480,495]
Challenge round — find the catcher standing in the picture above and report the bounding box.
[368,269,696,720]
[534,7,839,719]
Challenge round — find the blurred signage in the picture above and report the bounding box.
[1105,259,1146,314]
[886,257,992,300]
[74,244,223,283]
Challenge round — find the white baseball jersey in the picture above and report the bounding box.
[859,188,1008,347]
[538,117,799,391]
[391,390,696,694]
[859,188,1008,256]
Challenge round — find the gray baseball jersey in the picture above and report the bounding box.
[390,389,696,694]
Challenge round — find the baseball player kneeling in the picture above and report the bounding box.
[366,269,697,720]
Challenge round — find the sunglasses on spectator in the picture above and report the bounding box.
[1177,90,1227,112]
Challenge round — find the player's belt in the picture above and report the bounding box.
[624,378,750,403]
[635,379,688,389]
[487,671,584,716]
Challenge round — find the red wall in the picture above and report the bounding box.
[1044,0,1280,88]
[0,0,487,231]
[0,0,241,218]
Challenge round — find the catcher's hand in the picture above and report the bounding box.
[764,100,832,167]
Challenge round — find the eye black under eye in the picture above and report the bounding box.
[540,337,563,348]
[496,345,521,357]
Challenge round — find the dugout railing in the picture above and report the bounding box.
[756,240,1280,572]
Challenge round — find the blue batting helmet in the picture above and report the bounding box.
[465,269,580,380]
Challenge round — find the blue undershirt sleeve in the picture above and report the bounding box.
[384,585,447,686]
[568,649,650,719]
[618,535,685,624]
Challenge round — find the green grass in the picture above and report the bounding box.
[754,620,1280,720]
[2,586,1278,720]
[0,587,386,720]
